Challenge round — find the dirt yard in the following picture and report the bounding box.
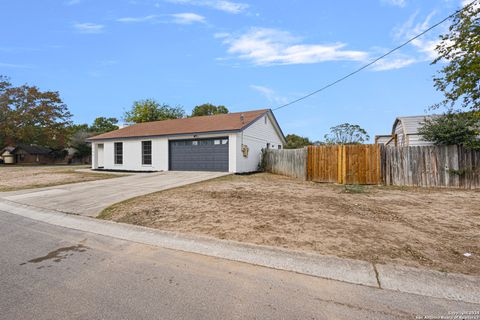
[0,165,119,191]
[100,173,480,275]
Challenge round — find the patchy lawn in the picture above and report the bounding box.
[0,165,120,191]
[100,173,480,275]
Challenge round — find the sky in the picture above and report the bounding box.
[0,0,470,141]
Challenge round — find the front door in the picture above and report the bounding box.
[97,144,104,168]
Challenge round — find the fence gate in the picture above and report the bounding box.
[307,144,381,185]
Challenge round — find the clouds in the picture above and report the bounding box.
[116,12,206,24]
[250,85,288,104]
[73,22,105,33]
[166,0,249,14]
[215,18,444,71]
[394,10,440,59]
[370,56,416,71]
[65,0,82,5]
[117,15,159,23]
[381,0,406,7]
[218,28,368,66]
[0,62,31,68]
[170,12,206,24]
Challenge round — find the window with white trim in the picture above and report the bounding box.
[142,141,152,165]
[114,142,123,165]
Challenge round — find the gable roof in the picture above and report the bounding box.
[13,144,52,155]
[88,109,271,141]
[0,146,15,153]
[392,115,440,135]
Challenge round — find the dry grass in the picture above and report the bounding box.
[0,165,119,191]
[100,173,480,275]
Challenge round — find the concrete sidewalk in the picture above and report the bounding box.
[0,199,478,305]
[0,171,229,217]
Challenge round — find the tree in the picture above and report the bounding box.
[0,76,11,147]
[418,112,480,149]
[123,99,185,124]
[324,123,369,144]
[284,134,312,149]
[90,117,119,134]
[70,128,94,158]
[0,75,72,149]
[191,103,228,117]
[431,2,480,111]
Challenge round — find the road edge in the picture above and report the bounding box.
[1,199,478,304]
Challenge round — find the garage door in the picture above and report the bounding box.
[169,137,229,172]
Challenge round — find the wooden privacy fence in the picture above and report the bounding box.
[265,144,480,188]
[264,148,307,180]
[307,144,381,184]
[382,145,480,189]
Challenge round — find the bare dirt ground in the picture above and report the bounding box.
[0,165,118,191]
[100,173,480,275]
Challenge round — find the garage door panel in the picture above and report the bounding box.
[169,138,229,172]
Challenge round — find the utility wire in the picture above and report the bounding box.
[272,0,477,111]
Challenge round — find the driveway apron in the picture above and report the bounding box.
[0,171,229,217]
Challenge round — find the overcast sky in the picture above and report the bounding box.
[0,0,468,140]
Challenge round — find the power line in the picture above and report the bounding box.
[273,0,477,111]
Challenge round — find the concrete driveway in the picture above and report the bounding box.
[0,171,229,217]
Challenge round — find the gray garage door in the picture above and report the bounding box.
[169,137,229,172]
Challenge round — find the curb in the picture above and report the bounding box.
[1,199,479,304]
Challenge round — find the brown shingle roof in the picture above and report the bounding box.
[88,109,269,140]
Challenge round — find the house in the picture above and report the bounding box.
[0,144,54,164]
[88,109,286,173]
[0,146,16,164]
[374,135,392,145]
[376,115,439,146]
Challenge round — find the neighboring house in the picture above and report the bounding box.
[376,115,439,146]
[0,144,54,164]
[374,135,392,145]
[88,109,286,173]
[0,146,16,164]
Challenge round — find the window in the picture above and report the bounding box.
[278,145,282,150]
[142,141,152,165]
[200,140,213,146]
[114,142,123,165]
[221,139,228,145]
[264,116,267,124]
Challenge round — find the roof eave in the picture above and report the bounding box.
[87,129,243,142]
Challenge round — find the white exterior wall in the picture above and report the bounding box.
[394,122,405,146]
[92,137,169,171]
[91,132,241,172]
[235,114,284,172]
[406,134,435,146]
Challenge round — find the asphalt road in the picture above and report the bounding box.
[0,211,478,320]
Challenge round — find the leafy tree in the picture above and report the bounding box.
[0,75,72,149]
[0,76,11,147]
[124,99,185,123]
[70,128,94,158]
[90,117,119,134]
[419,112,480,149]
[284,134,312,149]
[324,123,369,144]
[191,103,228,117]
[431,2,480,111]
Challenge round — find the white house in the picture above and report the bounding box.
[88,109,286,173]
[376,115,439,147]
